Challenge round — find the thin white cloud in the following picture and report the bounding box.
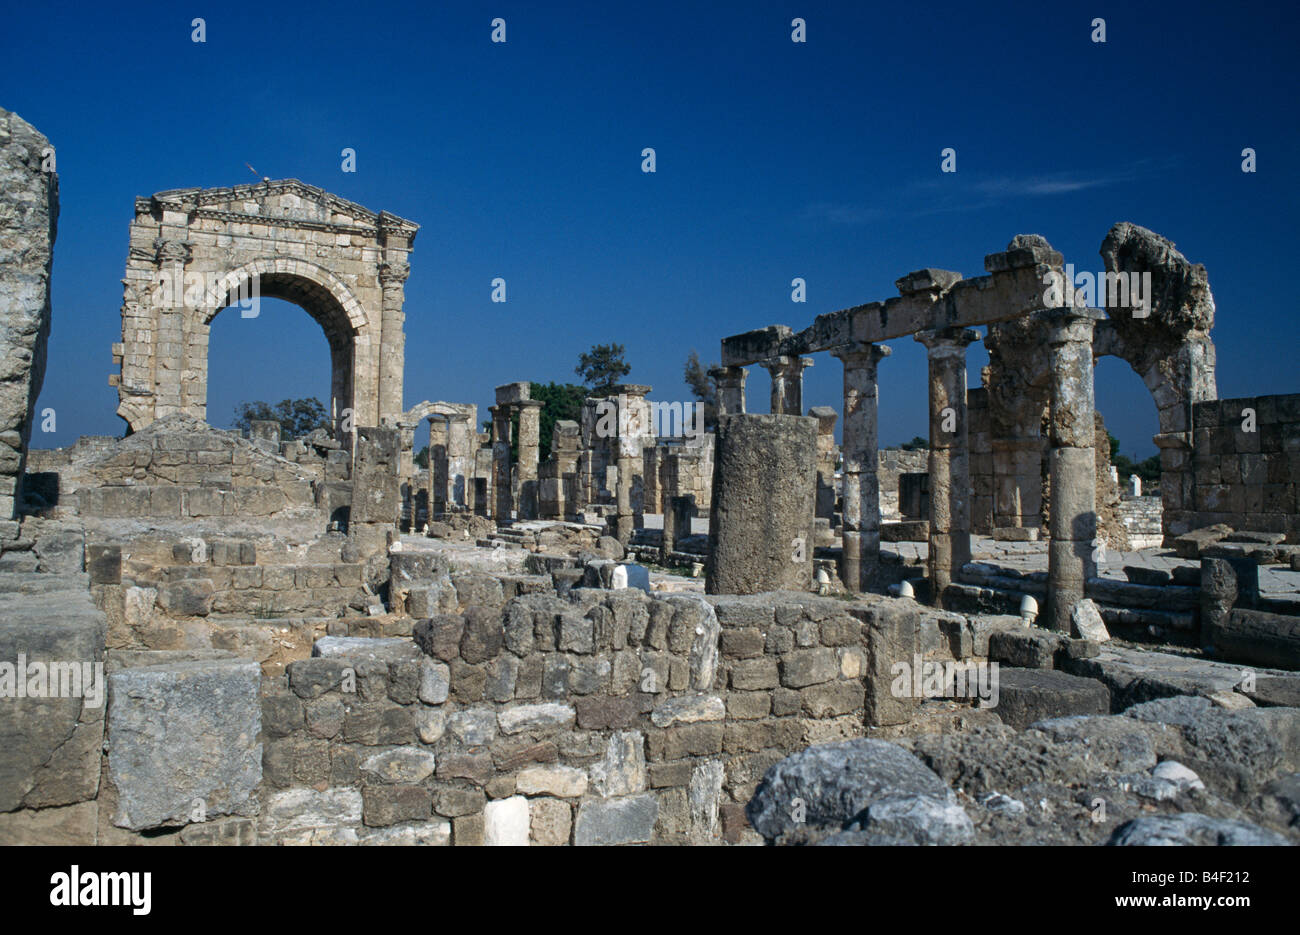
[801,159,1174,226]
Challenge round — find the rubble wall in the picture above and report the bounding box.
[3,582,985,845]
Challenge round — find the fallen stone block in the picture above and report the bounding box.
[1070,598,1110,643]
[1122,565,1171,587]
[1173,524,1233,559]
[990,668,1109,730]
[1207,608,1300,671]
[745,738,949,842]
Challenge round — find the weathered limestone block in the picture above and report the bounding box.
[589,730,647,797]
[707,414,817,595]
[0,578,105,811]
[0,108,58,519]
[529,797,572,845]
[857,600,922,727]
[351,425,400,525]
[0,800,97,845]
[107,659,261,830]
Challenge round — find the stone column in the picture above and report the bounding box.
[516,399,543,520]
[350,425,401,556]
[427,417,449,514]
[832,343,890,592]
[916,328,979,605]
[447,413,474,510]
[396,418,418,479]
[706,414,817,594]
[490,405,512,521]
[709,366,747,416]
[377,262,409,425]
[1042,308,1104,632]
[762,356,813,415]
[612,385,652,544]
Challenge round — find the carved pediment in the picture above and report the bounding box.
[136,179,418,239]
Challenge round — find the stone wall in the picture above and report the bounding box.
[0,108,58,521]
[1118,496,1163,549]
[877,448,929,521]
[3,553,996,845]
[643,437,714,517]
[251,588,957,846]
[32,415,323,522]
[1189,394,1300,541]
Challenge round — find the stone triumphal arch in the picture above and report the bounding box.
[112,179,417,436]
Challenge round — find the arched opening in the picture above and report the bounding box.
[1094,355,1161,478]
[1094,354,1165,550]
[208,297,332,437]
[202,268,360,442]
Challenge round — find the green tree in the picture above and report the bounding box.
[232,397,330,439]
[900,436,929,451]
[1110,431,1162,487]
[684,350,719,430]
[575,343,631,395]
[529,382,587,459]
[414,445,429,470]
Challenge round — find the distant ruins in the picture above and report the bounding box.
[2,106,1297,847]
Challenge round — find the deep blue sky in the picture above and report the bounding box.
[7,0,1297,458]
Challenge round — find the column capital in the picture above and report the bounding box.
[708,365,747,384]
[832,342,891,366]
[915,327,980,354]
[1039,306,1105,345]
[760,355,814,373]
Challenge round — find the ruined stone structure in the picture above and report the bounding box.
[983,224,1217,544]
[0,108,57,520]
[114,180,417,437]
[717,237,1079,606]
[396,400,477,527]
[487,383,543,523]
[3,121,1298,849]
